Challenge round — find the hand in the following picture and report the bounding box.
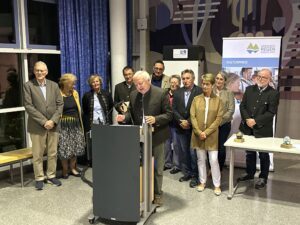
[116,114,125,122]
[145,116,156,125]
[180,120,190,129]
[199,132,206,140]
[246,119,256,128]
[44,120,54,130]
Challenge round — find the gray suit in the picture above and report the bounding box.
[24,78,63,181]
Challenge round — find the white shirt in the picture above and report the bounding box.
[204,97,210,125]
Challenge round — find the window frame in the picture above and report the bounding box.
[0,0,21,48]
[24,0,59,50]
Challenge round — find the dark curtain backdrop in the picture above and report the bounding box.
[58,0,109,98]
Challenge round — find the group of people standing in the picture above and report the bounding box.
[24,60,279,207]
[24,61,113,190]
[160,65,234,197]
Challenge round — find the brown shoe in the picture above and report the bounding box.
[153,195,163,206]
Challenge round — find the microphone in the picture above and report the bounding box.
[106,100,125,125]
[142,94,145,124]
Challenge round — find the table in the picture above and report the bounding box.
[0,148,32,187]
[224,135,300,199]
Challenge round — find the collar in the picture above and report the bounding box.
[258,85,268,92]
[184,85,194,92]
[37,79,46,87]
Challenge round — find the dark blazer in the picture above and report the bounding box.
[239,85,279,138]
[114,81,136,113]
[125,85,173,146]
[24,78,63,134]
[172,85,202,132]
[82,89,113,132]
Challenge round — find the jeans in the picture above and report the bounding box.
[176,129,198,177]
[164,126,180,169]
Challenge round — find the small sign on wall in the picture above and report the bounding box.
[173,49,188,59]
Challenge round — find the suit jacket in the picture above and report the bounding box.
[172,85,202,132]
[239,85,279,138]
[151,74,170,89]
[82,89,113,132]
[190,93,224,150]
[213,86,235,126]
[125,85,173,146]
[114,81,136,113]
[24,78,63,134]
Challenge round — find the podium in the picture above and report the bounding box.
[89,123,156,224]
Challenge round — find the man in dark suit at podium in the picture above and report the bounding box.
[117,70,172,205]
[114,66,136,114]
[238,68,279,189]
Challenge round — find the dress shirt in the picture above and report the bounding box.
[93,92,105,124]
[38,79,46,100]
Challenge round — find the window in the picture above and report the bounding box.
[28,53,61,82]
[0,53,22,109]
[0,1,60,152]
[0,0,19,47]
[26,0,59,48]
[0,111,26,152]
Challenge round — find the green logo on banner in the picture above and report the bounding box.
[247,43,259,53]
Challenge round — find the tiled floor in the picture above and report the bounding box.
[0,153,299,225]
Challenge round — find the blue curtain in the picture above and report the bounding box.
[58,0,109,98]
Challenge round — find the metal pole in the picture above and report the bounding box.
[142,122,152,216]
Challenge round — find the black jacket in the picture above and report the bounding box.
[172,85,202,132]
[239,85,279,138]
[114,81,136,113]
[82,89,113,132]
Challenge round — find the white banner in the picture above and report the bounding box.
[222,37,282,169]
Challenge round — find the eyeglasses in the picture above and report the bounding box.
[35,69,46,73]
[257,75,269,81]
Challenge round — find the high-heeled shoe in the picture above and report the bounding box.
[70,171,81,177]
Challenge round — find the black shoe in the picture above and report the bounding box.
[255,178,267,189]
[237,174,254,182]
[163,166,171,171]
[35,180,44,190]
[170,168,181,174]
[47,178,62,186]
[189,177,198,188]
[179,175,191,182]
[70,172,81,177]
[61,174,69,179]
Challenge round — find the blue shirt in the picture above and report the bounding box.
[38,79,46,100]
[93,93,105,124]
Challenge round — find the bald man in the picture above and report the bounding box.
[238,69,279,189]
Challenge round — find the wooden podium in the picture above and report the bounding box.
[89,123,156,224]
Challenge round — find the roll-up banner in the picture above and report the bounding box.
[222,37,282,169]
